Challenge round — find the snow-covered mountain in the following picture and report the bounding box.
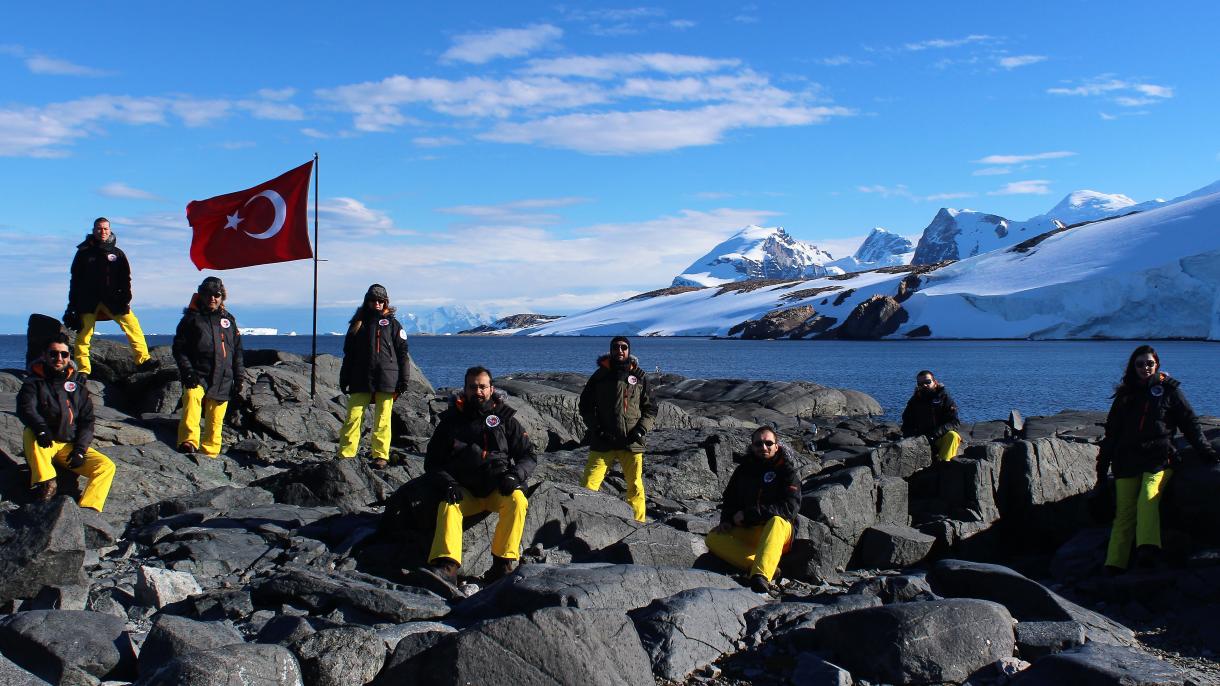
[521,180,1220,340]
[911,190,1165,264]
[672,225,838,287]
[459,313,562,335]
[401,305,496,334]
[827,228,914,272]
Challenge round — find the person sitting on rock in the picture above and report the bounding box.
[1097,345,1218,574]
[337,284,410,470]
[901,369,962,462]
[578,336,656,522]
[172,277,244,457]
[706,426,801,593]
[17,333,116,511]
[64,217,154,379]
[420,366,536,588]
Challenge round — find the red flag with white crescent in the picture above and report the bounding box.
[186,161,314,270]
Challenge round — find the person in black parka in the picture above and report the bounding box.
[173,277,244,456]
[1098,345,1218,572]
[337,284,410,469]
[901,369,962,462]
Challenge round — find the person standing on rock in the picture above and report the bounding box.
[578,336,656,522]
[64,217,154,379]
[706,426,801,593]
[901,370,962,462]
[17,333,116,510]
[1097,345,1218,573]
[172,277,244,457]
[420,366,536,589]
[337,284,410,470]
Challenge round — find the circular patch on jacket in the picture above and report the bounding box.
[763,471,776,483]
[398,329,407,340]
[1150,385,1164,397]
[379,318,390,327]
[485,415,501,428]
[106,254,117,262]
[627,375,638,385]
[220,319,231,329]
[932,397,943,405]
[63,381,77,392]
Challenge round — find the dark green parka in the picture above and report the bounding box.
[579,354,657,453]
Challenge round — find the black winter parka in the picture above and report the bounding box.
[1099,374,1216,478]
[425,393,537,498]
[339,311,410,394]
[901,386,960,440]
[17,361,95,450]
[720,446,802,527]
[172,299,244,401]
[69,233,133,315]
[579,354,657,453]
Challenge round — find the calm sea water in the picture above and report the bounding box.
[3,335,1217,422]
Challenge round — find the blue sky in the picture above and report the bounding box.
[2,1,1217,333]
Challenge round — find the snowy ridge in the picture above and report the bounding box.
[827,228,914,272]
[401,305,496,334]
[672,225,838,287]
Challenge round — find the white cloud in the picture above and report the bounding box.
[482,103,851,154]
[972,167,1011,176]
[904,34,994,51]
[98,182,159,200]
[1047,76,1173,107]
[441,24,562,64]
[524,53,740,79]
[412,136,461,147]
[974,151,1076,165]
[319,198,414,237]
[670,19,696,30]
[815,55,857,67]
[300,128,330,139]
[924,192,975,202]
[988,180,1052,195]
[998,54,1046,69]
[437,197,591,225]
[857,185,973,202]
[219,140,256,150]
[26,54,113,77]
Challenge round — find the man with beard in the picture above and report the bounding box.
[901,369,962,462]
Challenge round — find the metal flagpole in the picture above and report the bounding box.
[310,152,319,398]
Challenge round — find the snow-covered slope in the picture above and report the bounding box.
[401,306,496,334]
[827,228,914,272]
[523,182,1220,340]
[672,225,838,287]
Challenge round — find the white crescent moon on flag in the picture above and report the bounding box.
[242,190,287,240]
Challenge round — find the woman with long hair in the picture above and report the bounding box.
[1097,345,1217,573]
[337,284,411,469]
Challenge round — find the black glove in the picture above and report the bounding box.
[232,378,245,397]
[1095,462,1109,483]
[66,449,86,469]
[627,426,646,443]
[62,308,82,332]
[443,483,464,504]
[499,474,520,496]
[182,371,200,389]
[395,380,409,395]
[35,431,53,449]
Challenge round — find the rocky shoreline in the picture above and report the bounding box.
[0,339,1217,685]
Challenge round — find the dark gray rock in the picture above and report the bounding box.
[449,563,741,622]
[875,475,909,526]
[142,643,303,686]
[927,559,1135,646]
[77,508,118,549]
[630,587,767,681]
[256,615,317,646]
[373,621,456,652]
[791,655,853,686]
[0,653,43,686]
[253,566,449,624]
[0,499,87,606]
[290,626,387,686]
[856,524,935,568]
[132,485,276,527]
[785,516,854,583]
[1015,620,1087,660]
[590,523,708,567]
[817,599,1015,685]
[0,610,134,683]
[833,295,908,339]
[1011,643,1189,685]
[1001,437,1098,544]
[393,607,654,686]
[137,614,243,677]
[151,527,278,580]
[868,436,932,479]
[135,566,202,609]
[255,458,403,513]
[847,574,937,605]
[742,594,881,649]
[801,466,877,549]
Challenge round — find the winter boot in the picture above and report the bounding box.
[483,556,516,585]
[748,574,772,594]
[413,557,463,600]
[34,479,57,502]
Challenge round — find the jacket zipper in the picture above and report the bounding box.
[376,327,381,355]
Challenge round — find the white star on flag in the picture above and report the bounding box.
[224,212,243,230]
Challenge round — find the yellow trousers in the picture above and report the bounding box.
[582,449,646,522]
[428,488,529,566]
[338,392,395,459]
[23,429,115,512]
[73,303,150,375]
[1105,469,1171,569]
[706,516,794,581]
[934,430,962,462]
[178,385,228,456]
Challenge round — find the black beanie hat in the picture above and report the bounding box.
[198,276,225,298]
[365,284,389,302]
[610,335,631,350]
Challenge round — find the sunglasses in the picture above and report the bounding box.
[918,379,934,386]
[368,298,387,305]
[1136,360,1157,368]
[613,344,629,350]
[752,440,776,448]
[48,350,70,359]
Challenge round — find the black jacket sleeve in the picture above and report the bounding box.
[930,391,960,440]
[578,373,598,428]
[1170,387,1214,456]
[901,396,917,438]
[16,382,48,434]
[116,249,133,308]
[231,317,245,383]
[171,316,195,382]
[67,251,85,311]
[394,323,410,391]
[339,324,358,392]
[425,420,458,487]
[1097,396,1122,474]
[719,467,746,526]
[506,416,538,483]
[635,373,658,434]
[73,390,95,452]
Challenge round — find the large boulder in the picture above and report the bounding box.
[1011,643,1189,685]
[999,437,1097,545]
[630,587,767,681]
[253,566,450,624]
[817,599,1015,685]
[856,524,936,568]
[137,614,243,677]
[0,499,87,606]
[833,295,908,340]
[590,523,709,568]
[801,466,878,552]
[0,610,135,683]
[135,566,203,609]
[784,516,854,583]
[255,458,405,512]
[289,626,387,686]
[142,643,303,686]
[387,607,653,686]
[0,654,42,686]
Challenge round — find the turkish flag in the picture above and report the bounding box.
[186,160,314,270]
